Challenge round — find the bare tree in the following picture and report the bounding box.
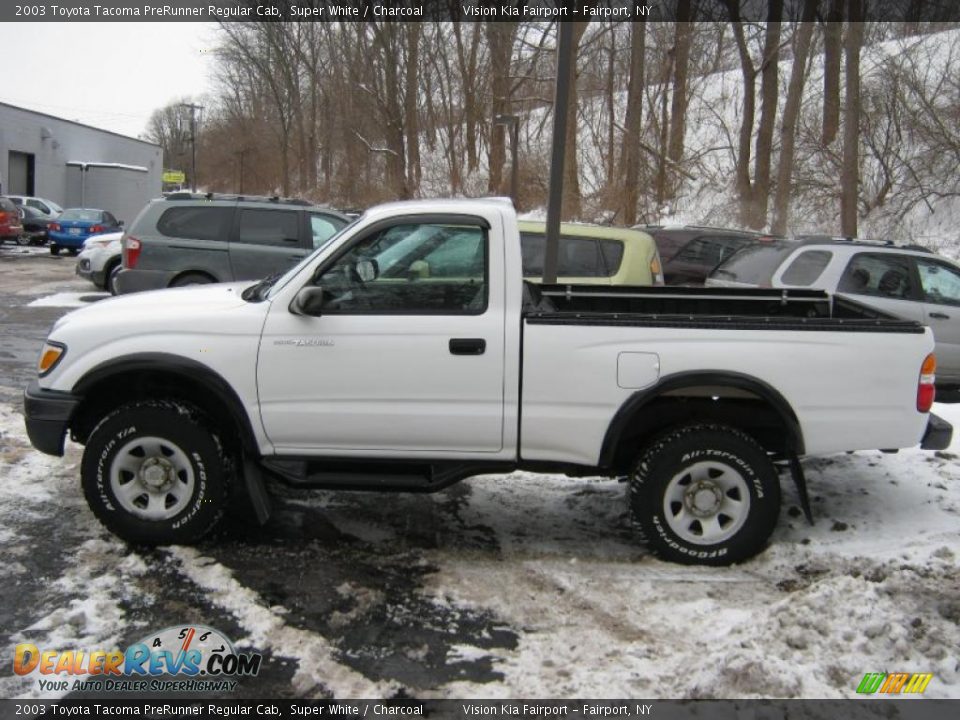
[841,1,864,235]
[822,0,844,145]
[621,23,646,225]
[771,0,818,235]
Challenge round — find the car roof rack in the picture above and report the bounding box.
[163,192,312,207]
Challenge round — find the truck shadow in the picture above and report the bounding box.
[198,476,641,692]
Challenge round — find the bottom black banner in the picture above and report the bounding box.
[1,700,958,720]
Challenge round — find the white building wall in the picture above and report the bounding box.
[0,102,162,222]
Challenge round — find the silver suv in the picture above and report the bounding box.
[115,193,350,294]
[707,240,960,389]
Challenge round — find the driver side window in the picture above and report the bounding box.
[314,222,488,314]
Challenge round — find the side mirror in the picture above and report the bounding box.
[290,286,326,316]
[118,220,125,227]
[355,258,379,283]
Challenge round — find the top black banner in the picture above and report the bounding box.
[6,0,960,23]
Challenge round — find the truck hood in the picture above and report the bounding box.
[53,282,253,331]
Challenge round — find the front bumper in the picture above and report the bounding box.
[23,381,81,456]
[921,413,953,451]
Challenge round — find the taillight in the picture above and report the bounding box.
[917,353,936,412]
[123,237,142,268]
[50,223,61,232]
[89,224,104,234]
[650,255,664,285]
[0,211,7,222]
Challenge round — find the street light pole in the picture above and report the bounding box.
[494,114,520,207]
[179,102,204,192]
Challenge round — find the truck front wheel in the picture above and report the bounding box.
[630,424,781,565]
[80,400,229,545]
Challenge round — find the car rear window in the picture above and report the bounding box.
[157,207,231,241]
[710,243,800,285]
[520,233,624,278]
[59,209,102,222]
[671,235,753,268]
[780,250,833,286]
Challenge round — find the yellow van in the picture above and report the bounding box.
[518,220,664,286]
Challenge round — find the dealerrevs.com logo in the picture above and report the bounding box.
[14,625,262,693]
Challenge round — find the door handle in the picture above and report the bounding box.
[930,312,950,320]
[449,338,486,355]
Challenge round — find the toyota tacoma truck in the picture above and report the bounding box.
[23,199,952,565]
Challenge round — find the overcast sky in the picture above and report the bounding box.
[3,23,217,139]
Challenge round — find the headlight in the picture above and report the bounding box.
[38,341,66,376]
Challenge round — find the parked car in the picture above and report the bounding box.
[19,205,55,245]
[0,196,26,245]
[25,199,950,566]
[707,239,960,389]
[76,232,123,294]
[48,208,123,256]
[641,225,781,285]
[115,193,350,294]
[7,195,63,218]
[519,220,663,286]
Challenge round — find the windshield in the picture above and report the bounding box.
[255,217,361,302]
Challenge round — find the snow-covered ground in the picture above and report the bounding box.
[1,397,957,699]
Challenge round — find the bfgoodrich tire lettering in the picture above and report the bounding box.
[630,424,781,566]
[81,400,229,545]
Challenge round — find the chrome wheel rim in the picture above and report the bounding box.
[109,436,195,521]
[663,461,750,545]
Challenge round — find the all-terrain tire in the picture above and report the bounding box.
[81,400,230,545]
[50,245,60,256]
[630,423,781,566]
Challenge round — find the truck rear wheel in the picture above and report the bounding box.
[80,400,229,545]
[630,424,780,565]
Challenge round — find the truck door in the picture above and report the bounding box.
[257,216,506,454]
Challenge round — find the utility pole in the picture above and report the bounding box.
[178,102,204,192]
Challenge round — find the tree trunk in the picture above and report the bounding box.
[561,22,588,220]
[771,2,817,235]
[841,3,864,236]
[487,23,517,194]
[667,0,693,167]
[725,5,756,225]
[621,23,646,226]
[822,0,844,145]
[404,24,421,195]
[749,0,783,229]
[605,25,617,200]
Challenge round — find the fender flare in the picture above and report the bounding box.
[73,352,259,454]
[598,370,805,467]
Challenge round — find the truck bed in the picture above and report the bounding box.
[523,283,925,334]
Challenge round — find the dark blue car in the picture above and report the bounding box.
[48,208,122,256]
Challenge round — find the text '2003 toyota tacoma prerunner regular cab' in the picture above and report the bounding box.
[24,199,953,565]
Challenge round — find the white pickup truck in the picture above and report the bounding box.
[24,199,952,565]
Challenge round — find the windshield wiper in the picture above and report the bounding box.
[242,271,283,302]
